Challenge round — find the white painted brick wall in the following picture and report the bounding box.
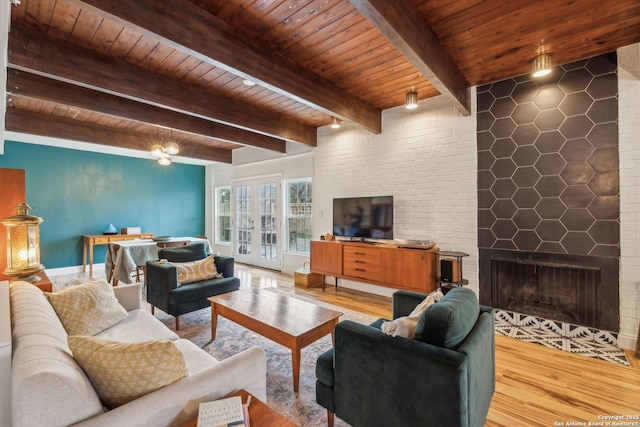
[314,90,479,295]
[618,43,640,349]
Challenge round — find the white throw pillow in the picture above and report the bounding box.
[162,255,223,286]
[381,290,444,338]
[45,279,128,336]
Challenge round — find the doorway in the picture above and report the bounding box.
[232,176,281,270]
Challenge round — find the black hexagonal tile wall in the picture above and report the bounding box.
[513,209,541,229]
[535,175,566,197]
[588,147,618,173]
[492,138,517,158]
[513,188,541,208]
[512,103,539,124]
[560,163,595,185]
[536,198,567,220]
[536,220,567,241]
[535,131,565,153]
[559,139,595,162]
[492,97,517,118]
[477,52,619,256]
[512,146,540,166]
[588,171,619,196]
[512,167,541,187]
[559,92,594,116]
[512,124,540,146]
[534,109,566,132]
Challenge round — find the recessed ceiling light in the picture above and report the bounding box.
[242,79,256,87]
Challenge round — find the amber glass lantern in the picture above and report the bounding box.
[1,203,44,282]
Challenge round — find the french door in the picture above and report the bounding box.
[232,176,281,270]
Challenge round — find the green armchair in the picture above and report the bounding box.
[146,243,240,330]
[315,287,495,427]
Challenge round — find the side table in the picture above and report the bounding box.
[434,251,469,289]
[33,271,53,293]
[180,389,298,427]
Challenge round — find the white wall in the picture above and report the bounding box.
[618,43,640,349]
[208,150,314,274]
[313,92,478,297]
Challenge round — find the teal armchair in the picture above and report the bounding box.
[146,243,240,330]
[315,287,495,427]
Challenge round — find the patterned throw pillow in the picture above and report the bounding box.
[45,279,128,336]
[68,336,188,408]
[173,255,223,286]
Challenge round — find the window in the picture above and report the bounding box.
[216,187,231,244]
[287,179,312,254]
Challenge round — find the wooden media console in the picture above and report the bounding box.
[310,240,439,293]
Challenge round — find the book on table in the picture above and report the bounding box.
[196,395,250,427]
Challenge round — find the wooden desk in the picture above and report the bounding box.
[180,389,298,427]
[82,233,153,276]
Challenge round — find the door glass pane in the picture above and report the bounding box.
[259,183,277,260]
[236,186,251,255]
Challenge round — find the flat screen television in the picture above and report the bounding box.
[332,196,393,240]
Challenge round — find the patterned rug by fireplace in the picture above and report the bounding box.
[154,289,377,427]
[494,309,629,366]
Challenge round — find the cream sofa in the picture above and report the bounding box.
[9,280,267,427]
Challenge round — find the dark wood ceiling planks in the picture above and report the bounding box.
[5,0,640,163]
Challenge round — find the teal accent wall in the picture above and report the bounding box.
[0,141,205,269]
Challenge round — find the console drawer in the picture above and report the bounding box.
[343,245,380,280]
[343,263,380,281]
[343,246,379,263]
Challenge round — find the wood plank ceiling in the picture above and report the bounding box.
[5,0,640,164]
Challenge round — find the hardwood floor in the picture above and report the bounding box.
[238,265,640,426]
[51,263,640,425]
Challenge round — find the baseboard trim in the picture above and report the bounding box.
[45,264,105,277]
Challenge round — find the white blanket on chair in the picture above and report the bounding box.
[381,290,444,338]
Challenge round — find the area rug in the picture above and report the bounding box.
[494,309,630,366]
[155,289,377,427]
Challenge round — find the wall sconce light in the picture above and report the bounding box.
[1,203,44,282]
[405,87,418,110]
[330,116,341,129]
[532,53,552,78]
[150,142,179,165]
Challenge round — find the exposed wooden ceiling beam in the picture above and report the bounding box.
[6,70,286,153]
[350,0,471,116]
[5,108,233,163]
[70,0,382,134]
[7,26,317,146]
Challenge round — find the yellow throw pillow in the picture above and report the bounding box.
[46,279,128,336]
[173,255,222,286]
[68,336,188,408]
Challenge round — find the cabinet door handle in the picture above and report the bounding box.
[355,260,365,264]
[355,252,366,255]
[355,268,366,272]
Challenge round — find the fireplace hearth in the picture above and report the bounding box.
[479,249,619,332]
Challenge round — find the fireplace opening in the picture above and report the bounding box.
[479,249,619,332]
[492,260,599,326]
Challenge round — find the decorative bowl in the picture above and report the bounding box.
[152,236,172,242]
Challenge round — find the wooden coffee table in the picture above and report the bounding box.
[180,389,298,427]
[209,289,343,392]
